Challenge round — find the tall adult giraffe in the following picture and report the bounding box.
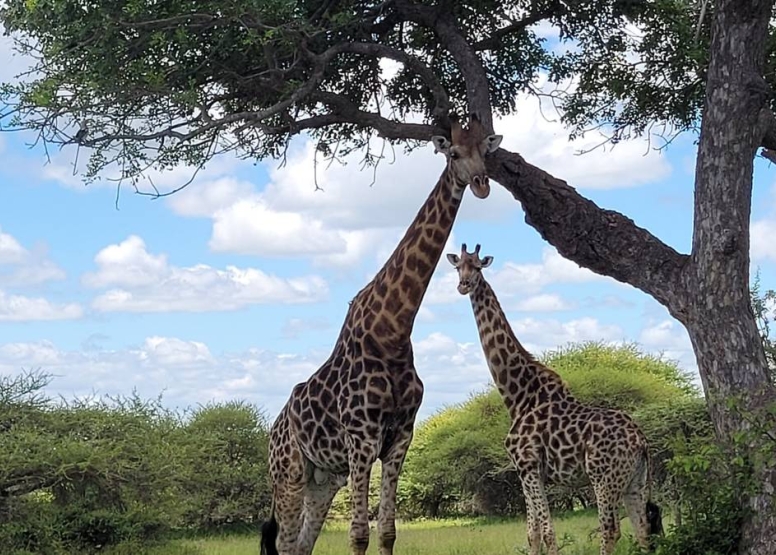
[446,243,663,555]
[261,116,503,555]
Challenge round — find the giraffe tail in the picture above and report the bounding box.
[642,445,664,547]
[260,500,279,555]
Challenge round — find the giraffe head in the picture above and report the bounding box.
[446,243,493,295]
[430,114,503,199]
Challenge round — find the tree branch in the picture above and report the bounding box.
[312,91,442,139]
[335,41,451,120]
[394,0,493,132]
[472,10,558,51]
[486,148,690,317]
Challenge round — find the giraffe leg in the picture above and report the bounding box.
[273,481,306,555]
[520,479,541,555]
[347,440,380,555]
[376,429,414,555]
[592,482,622,555]
[520,469,559,555]
[266,413,307,555]
[623,459,651,550]
[297,471,347,555]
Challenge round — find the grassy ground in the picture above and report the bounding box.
[142,511,640,555]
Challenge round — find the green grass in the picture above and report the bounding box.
[137,512,641,555]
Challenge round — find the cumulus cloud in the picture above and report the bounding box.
[0,337,325,417]
[513,293,575,312]
[281,317,332,339]
[510,317,624,351]
[83,235,329,313]
[638,319,697,375]
[0,227,66,287]
[0,291,83,321]
[424,247,607,306]
[147,71,672,270]
[751,219,776,261]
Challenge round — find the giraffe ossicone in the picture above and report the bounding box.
[261,116,503,555]
[447,243,664,555]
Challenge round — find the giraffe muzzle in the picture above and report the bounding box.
[458,281,472,295]
[471,175,491,199]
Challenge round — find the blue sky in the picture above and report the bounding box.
[2,32,776,422]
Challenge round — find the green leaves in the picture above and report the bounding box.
[0,0,738,189]
[0,375,272,552]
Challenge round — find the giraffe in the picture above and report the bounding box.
[446,243,664,555]
[260,115,503,555]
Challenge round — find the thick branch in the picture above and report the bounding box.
[485,148,689,316]
[312,91,441,139]
[336,41,451,120]
[67,40,447,148]
[472,10,557,51]
[394,0,493,132]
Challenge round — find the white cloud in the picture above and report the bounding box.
[0,291,83,321]
[424,247,607,306]
[751,219,776,261]
[83,235,329,313]
[638,319,697,375]
[0,229,26,264]
[513,293,574,312]
[510,317,624,351]
[281,317,332,339]
[0,25,35,85]
[0,227,66,287]
[82,235,167,289]
[0,337,324,416]
[491,248,607,295]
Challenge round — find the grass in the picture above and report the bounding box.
[135,511,641,555]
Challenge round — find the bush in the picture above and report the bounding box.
[0,372,273,552]
[177,401,271,531]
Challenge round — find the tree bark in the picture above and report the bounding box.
[684,1,776,553]
[488,1,776,552]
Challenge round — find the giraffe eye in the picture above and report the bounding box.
[450,150,459,160]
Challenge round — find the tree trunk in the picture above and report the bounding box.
[684,1,776,552]
[486,1,776,552]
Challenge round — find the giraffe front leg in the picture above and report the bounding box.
[347,439,380,555]
[520,469,559,555]
[376,429,414,555]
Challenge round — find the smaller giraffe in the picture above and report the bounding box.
[447,243,663,555]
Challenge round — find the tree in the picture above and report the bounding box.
[751,273,776,377]
[2,0,776,550]
[177,401,271,531]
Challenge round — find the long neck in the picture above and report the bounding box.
[469,278,568,421]
[365,165,462,339]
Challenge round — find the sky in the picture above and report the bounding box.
[2,26,776,423]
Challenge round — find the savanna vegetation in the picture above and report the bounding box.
[3,310,774,555]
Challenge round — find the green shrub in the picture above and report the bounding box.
[177,401,271,531]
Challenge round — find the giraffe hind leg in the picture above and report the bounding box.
[623,453,651,551]
[377,428,415,555]
[297,471,347,555]
[592,480,622,555]
[347,437,381,555]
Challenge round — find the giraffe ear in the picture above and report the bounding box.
[484,134,503,153]
[480,256,494,268]
[431,135,451,154]
[446,253,460,266]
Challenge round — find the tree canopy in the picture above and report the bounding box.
[0,0,761,189]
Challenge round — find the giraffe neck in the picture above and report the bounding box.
[363,165,462,342]
[469,278,568,421]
